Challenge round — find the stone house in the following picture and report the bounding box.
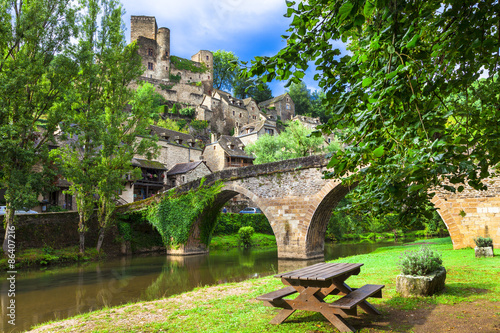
[237,119,279,146]
[202,135,254,172]
[120,125,204,203]
[258,93,295,121]
[166,161,212,187]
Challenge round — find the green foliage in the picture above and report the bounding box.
[233,76,273,103]
[245,120,339,164]
[243,0,500,224]
[170,56,208,73]
[49,1,160,253]
[0,0,78,252]
[159,83,174,90]
[288,82,312,115]
[214,213,272,235]
[190,120,209,131]
[156,118,189,134]
[169,74,181,83]
[146,180,224,247]
[48,206,68,213]
[399,246,443,276]
[179,107,195,118]
[213,50,239,91]
[117,222,133,242]
[238,226,254,248]
[474,237,493,248]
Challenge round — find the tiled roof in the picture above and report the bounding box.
[218,135,253,159]
[131,158,166,170]
[258,93,289,107]
[149,125,199,147]
[167,161,209,175]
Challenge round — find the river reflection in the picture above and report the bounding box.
[1,241,401,332]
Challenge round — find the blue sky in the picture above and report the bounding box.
[119,0,321,96]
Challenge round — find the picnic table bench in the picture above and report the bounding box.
[257,262,384,332]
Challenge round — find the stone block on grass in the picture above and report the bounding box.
[396,266,446,297]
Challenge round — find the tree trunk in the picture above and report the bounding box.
[96,228,105,253]
[2,206,15,255]
[78,213,85,254]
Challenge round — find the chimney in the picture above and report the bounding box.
[210,133,217,143]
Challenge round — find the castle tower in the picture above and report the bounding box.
[191,50,214,94]
[130,16,157,43]
[157,27,171,79]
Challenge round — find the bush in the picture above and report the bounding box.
[238,226,254,248]
[399,246,443,276]
[214,213,272,235]
[474,237,493,248]
[179,107,195,118]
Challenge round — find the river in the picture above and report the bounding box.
[1,241,403,332]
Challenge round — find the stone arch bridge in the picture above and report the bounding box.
[121,155,500,259]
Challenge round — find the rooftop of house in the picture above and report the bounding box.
[131,158,166,170]
[213,89,246,110]
[149,125,200,148]
[258,93,290,107]
[206,135,253,159]
[167,161,209,175]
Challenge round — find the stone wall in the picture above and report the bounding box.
[202,142,227,172]
[0,211,163,254]
[432,176,500,249]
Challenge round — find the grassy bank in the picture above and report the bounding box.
[209,232,276,249]
[29,237,500,332]
[0,246,102,270]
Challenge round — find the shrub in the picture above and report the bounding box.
[214,213,272,235]
[399,246,443,276]
[179,107,195,118]
[238,226,254,248]
[474,237,493,248]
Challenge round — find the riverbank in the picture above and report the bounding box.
[29,238,500,332]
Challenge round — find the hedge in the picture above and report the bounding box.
[214,213,273,235]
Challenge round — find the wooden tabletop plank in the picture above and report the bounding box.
[303,263,352,280]
[274,263,325,279]
[276,263,363,281]
[313,263,363,281]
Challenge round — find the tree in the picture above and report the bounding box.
[52,0,159,254]
[233,76,273,103]
[212,50,239,91]
[245,120,339,164]
[288,82,313,116]
[244,0,500,223]
[310,90,331,124]
[0,1,78,253]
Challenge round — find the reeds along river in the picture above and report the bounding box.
[0,241,402,332]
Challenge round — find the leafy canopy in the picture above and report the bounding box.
[243,0,500,222]
[245,120,339,164]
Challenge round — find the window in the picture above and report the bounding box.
[165,51,168,56]
[286,103,290,110]
[252,107,254,111]
[239,113,242,118]
[206,55,209,60]
[148,48,153,56]
[148,62,154,70]
[181,176,186,183]
[214,146,216,150]
[265,128,274,135]
[232,111,235,116]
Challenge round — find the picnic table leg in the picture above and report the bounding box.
[270,309,295,324]
[321,310,356,332]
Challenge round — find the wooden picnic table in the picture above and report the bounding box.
[257,262,384,332]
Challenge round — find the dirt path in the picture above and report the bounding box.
[27,279,500,333]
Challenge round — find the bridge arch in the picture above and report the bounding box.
[306,180,353,258]
[167,183,276,255]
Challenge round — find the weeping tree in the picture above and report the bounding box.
[0,0,78,254]
[243,0,500,223]
[52,0,159,254]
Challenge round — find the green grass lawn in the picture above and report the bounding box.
[30,237,500,333]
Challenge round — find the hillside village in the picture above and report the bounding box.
[39,15,327,212]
